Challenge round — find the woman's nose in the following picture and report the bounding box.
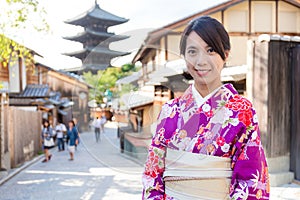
[196,52,206,66]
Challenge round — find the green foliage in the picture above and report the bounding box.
[0,0,49,67]
[0,35,35,69]
[83,64,139,104]
[121,63,135,72]
[3,0,49,30]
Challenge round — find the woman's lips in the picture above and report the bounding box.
[194,68,211,76]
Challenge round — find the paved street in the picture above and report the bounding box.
[0,122,300,199]
[0,122,143,200]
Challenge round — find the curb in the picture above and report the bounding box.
[0,154,44,186]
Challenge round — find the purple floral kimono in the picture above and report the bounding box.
[142,84,270,200]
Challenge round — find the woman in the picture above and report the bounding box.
[142,16,270,200]
[67,120,79,161]
[41,120,54,163]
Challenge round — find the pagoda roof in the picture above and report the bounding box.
[65,3,128,27]
[63,64,111,74]
[83,63,111,71]
[64,46,129,60]
[63,28,129,43]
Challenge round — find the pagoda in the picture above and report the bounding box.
[63,1,129,73]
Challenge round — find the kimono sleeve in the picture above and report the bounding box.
[230,108,270,200]
[142,100,178,200]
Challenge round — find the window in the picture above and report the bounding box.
[9,59,20,93]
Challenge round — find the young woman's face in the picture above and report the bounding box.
[69,122,73,128]
[184,31,227,89]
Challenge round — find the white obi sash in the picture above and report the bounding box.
[163,148,232,200]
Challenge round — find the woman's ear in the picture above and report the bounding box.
[224,50,230,62]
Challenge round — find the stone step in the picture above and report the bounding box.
[269,171,295,187]
[267,155,290,173]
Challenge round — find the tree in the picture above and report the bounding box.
[121,63,135,72]
[83,64,139,104]
[0,0,49,67]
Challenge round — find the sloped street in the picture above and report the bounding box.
[0,122,143,200]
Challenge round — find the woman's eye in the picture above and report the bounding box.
[207,47,215,53]
[187,49,196,55]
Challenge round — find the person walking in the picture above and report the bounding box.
[93,117,101,142]
[142,16,270,199]
[55,120,67,151]
[72,117,80,150]
[100,113,107,134]
[41,120,54,163]
[67,120,79,161]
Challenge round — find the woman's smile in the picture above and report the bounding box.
[193,67,212,76]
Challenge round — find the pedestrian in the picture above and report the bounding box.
[142,16,270,199]
[55,120,67,151]
[41,120,54,163]
[93,117,101,142]
[67,120,79,161]
[100,113,107,134]
[72,117,80,150]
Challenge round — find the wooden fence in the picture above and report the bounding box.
[8,107,42,168]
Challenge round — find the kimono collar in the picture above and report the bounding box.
[192,84,223,107]
[179,83,238,113]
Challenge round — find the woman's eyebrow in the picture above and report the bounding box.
[186,45,197,49]
[186,44,208,50]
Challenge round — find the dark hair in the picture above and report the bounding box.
[43,120,50,128]
[69,120,75,127]
[180,16,230,60]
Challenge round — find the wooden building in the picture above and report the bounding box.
[133,0,300,77]
[0,43,44,172]
[250,35,300,184]
[0,37,91,173]
[132,0,300,126]
[35,63,90,131]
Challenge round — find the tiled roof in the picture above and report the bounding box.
[121,92,154,109]
[65,3,128,27]
[19,84,49,98]
[36,63,90,87]
[64,46,129,59]
[63,28,129,43]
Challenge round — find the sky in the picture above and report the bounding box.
[3,0,227,70]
